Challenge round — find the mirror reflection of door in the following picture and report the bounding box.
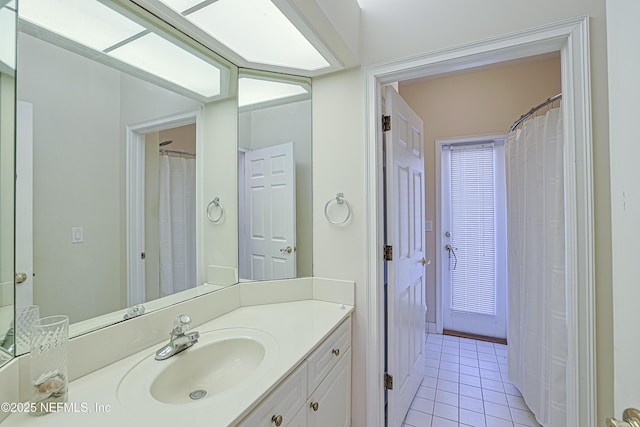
[239,143,296,280]
[237,83,312,281]
[144,124,197,301]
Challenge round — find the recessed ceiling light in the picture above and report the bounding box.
[20,0,145,52]
[108,33,221,98]
[239,77,308,107]
[180,0,330,71]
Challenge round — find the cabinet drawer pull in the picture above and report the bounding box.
[332,348,340,356]
[271,414,283,426]
[310,401,319,411]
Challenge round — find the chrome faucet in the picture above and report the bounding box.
[155,314,200,361]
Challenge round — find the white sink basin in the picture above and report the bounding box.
[118,328,278,409]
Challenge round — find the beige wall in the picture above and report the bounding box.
[313,1,612,425]
[398,56,561,324]
[158,126,196,155]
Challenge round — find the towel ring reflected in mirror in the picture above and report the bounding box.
[207,197,224,223]
[324,193,352,225]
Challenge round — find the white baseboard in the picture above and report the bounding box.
[427,322,438,334]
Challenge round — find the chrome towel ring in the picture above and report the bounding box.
[207,197,224,223]
[324,193,352,225]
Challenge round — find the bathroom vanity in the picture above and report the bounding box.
[1,279,354,427]
[238,315,351,427]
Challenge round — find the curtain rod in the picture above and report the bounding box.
[159,149,196,157]
[509,93,562,133]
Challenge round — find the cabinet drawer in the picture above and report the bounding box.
[238,361,307,427]
[307,319,351,394]
[307,348,351,427]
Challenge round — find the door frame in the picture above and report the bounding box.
[435,133,507,336]
[125,109,203,306]
[364,16,595,427]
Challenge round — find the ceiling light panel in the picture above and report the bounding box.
[158,0,203,13]
[20,0,145,52]
[108,33,221,98]
[239,77,308,107]
[182,0,330,71]
[0,5,16,70]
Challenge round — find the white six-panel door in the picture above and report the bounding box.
[244,142,296,280]
[385,86,426,427]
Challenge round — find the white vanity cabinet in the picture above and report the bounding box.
[238,317,352,427]
[306,348,351,427]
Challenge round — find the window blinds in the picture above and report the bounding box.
[448,144,496,315]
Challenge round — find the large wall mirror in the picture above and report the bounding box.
[237,70,312,281]
[7,0,314,356]
[0,0,16,365]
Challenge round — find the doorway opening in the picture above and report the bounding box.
[366,16,595,427]
[437,135,508,343]
[125,110,203,307]
[145,124,197,302]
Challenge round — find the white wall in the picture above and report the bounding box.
[0,73,14,308]
[118,74,202,307]
[17,33,229,324]
[606,0,640,415]
[312,1,613,424]
[201,97,239,278]
[18,33,123,323]
[0,71,14,346]
[239,100,313,277]
[312,68,366,425]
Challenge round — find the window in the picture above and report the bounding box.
[448,144,496,315]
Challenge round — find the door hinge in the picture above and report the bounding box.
[384,245,393,261]
[384,373,393,390]
[382,115,391,132]
[140,252,146,260]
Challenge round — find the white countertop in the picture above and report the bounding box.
[3,300,353,427]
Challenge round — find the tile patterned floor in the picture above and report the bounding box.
[402,334,541,427]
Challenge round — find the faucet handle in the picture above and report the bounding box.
[173,314,191,335]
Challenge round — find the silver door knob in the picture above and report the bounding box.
[607,408,640,427]
[15,272,27,284]
[280,246,293,254]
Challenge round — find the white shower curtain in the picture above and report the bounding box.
[159,155,196,297]
[506,108,566,426]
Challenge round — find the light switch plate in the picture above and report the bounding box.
[72,227,84,243]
